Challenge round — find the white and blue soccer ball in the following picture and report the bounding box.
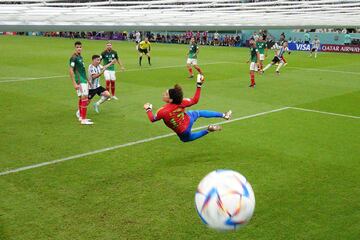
[195,170,255,231]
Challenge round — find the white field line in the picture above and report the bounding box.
[2,62,359,83]
[0,107,289,176]
[0,75,67,83]
[227,62,360,76]
[289,107,360,119]
[286,66,360,75]
[0,62,230,83]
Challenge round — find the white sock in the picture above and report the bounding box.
[263,64,272,71]
[97,96,108,105]
[276,62,284,72]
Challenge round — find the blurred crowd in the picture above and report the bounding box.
[13,30,246,47]
[6,28,360,46]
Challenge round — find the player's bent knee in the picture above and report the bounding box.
[179,135,191,142]
[103,91,111,97]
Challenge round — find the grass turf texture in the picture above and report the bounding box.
[0,36,359,240]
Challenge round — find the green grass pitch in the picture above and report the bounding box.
[0,35,359,240]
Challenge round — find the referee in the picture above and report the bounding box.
[138,37,151,66]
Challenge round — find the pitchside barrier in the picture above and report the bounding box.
[288,42,360,53]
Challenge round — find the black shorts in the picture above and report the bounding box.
[272,56,281,63]
[311,47,317,52]
[88,86,106,100]
[138,48,148,54]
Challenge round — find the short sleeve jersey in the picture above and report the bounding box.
[256,41,266,54]
[88,64,102,89]
[69,54,87,84]
[139,41,151,50]
[101,50,118,71]
[188,44,198,59]
[250,47,258,62]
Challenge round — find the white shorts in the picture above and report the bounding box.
[250,62,258,71]
[104,70,116,81]
[187,58,198,65]
[259,54,265,61]
[77,83,89,97]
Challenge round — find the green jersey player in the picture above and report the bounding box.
[69,41,93,125]
[187,37,203,78]
[256,35,267,72]
[101,41,125,100]
[247,39,260,88]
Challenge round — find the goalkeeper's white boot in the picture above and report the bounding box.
[224,110,232,120]
[208,125,222,132]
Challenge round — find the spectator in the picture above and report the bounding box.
[344,31,351,45]
[304,31,310,44]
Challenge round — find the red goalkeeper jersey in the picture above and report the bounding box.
[146,87,201,134]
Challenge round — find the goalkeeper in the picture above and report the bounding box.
[144,75,232,142]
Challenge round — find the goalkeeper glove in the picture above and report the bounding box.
[196,74,205,87]
[145,103,152,112]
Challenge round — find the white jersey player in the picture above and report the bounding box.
[135,31,141,44]
[87,55,114,113]
[263,41,290,75]
[310,37,320,58]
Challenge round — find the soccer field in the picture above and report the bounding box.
[0,35,359,240]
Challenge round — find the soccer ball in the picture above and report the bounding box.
[195,170,255,230]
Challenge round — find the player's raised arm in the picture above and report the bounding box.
[102,59,117,72]
[144,103,162,122]
[181,74,204,107]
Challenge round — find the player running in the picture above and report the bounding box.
[100,41,125,100]
[310,36,320,58]
[88,55,116,113]
[144,75,232,142]
[247,39,260,87]
[256,35,267,72]
[187,37,203,78]
[69,41,93,125]
[263,41,290,75]
[138,37,151,66]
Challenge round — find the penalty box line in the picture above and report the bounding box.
[1,106,357,177]
[288,107,360,119]
[0,107,289,177]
